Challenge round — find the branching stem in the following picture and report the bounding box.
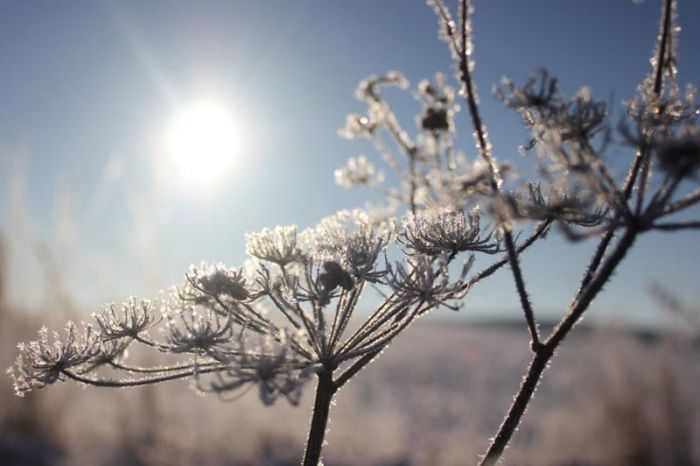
[455,0,541,350]
[472,0,676,463]
[479,227,638,466]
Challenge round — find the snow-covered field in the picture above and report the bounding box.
[2,318,699,466]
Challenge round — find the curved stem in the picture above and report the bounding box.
[62,365,227,388]
[302,369,337,466]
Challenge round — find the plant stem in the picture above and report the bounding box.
[503,231,540,349]
[653,0,674,96]
[409,150,418,215]
[466,219,551,289]
[577,229,614,295]
[634,0,674,215]
[477,347,552,466]
[335,348,380,389]
[478,227,637,466]
[302,369,337,466]
[455,0,543,351]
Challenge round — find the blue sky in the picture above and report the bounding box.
[1,0,699,326]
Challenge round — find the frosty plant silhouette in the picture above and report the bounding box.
[9,209,491,466]
[334,0,698,464]
[9,0,700,465]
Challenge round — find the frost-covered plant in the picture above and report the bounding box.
[9,0,700,465]
[9,209,497,465]
[336,0,699,464]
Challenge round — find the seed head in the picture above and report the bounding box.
[246,226,305,268]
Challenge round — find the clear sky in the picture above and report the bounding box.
[1,0,699,326]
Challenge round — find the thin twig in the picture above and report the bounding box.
[662,187,700,215]
[576,229,615,298]
[466,219,551,289]
[62,365,227,388]
[335,348,380,389]
[409,150,418,215]
[504,232,541,348]
[453,0,542,348]
[652,220,700,231]
[635,0,674,215]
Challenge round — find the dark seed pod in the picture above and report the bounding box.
[420,107,450,132]
[656,136,700,176]
[318,261,355,292]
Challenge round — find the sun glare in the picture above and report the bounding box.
[160,99,240,192]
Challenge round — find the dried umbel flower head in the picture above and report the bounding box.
[246,226,305,268]
[94,299,160,341]
[496,70,608,164]
[416,73,458,133]
[399,208,500,258]
[9,322,100,396]
[385,254,471,310]
[192,263,250,301]
[355,71,409,102]
[334,156,385,189]
[500,182,608,234]
[166,307,233,354]
[9,202,477,419]
[307,209,393,282]
[338,114,377,139]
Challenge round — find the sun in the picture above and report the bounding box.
[160,99,240,191]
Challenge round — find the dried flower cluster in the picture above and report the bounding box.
[9,208,483,402]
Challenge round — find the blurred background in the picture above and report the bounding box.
[1,1,699,465]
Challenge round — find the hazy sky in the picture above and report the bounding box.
[1,1,699,326]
